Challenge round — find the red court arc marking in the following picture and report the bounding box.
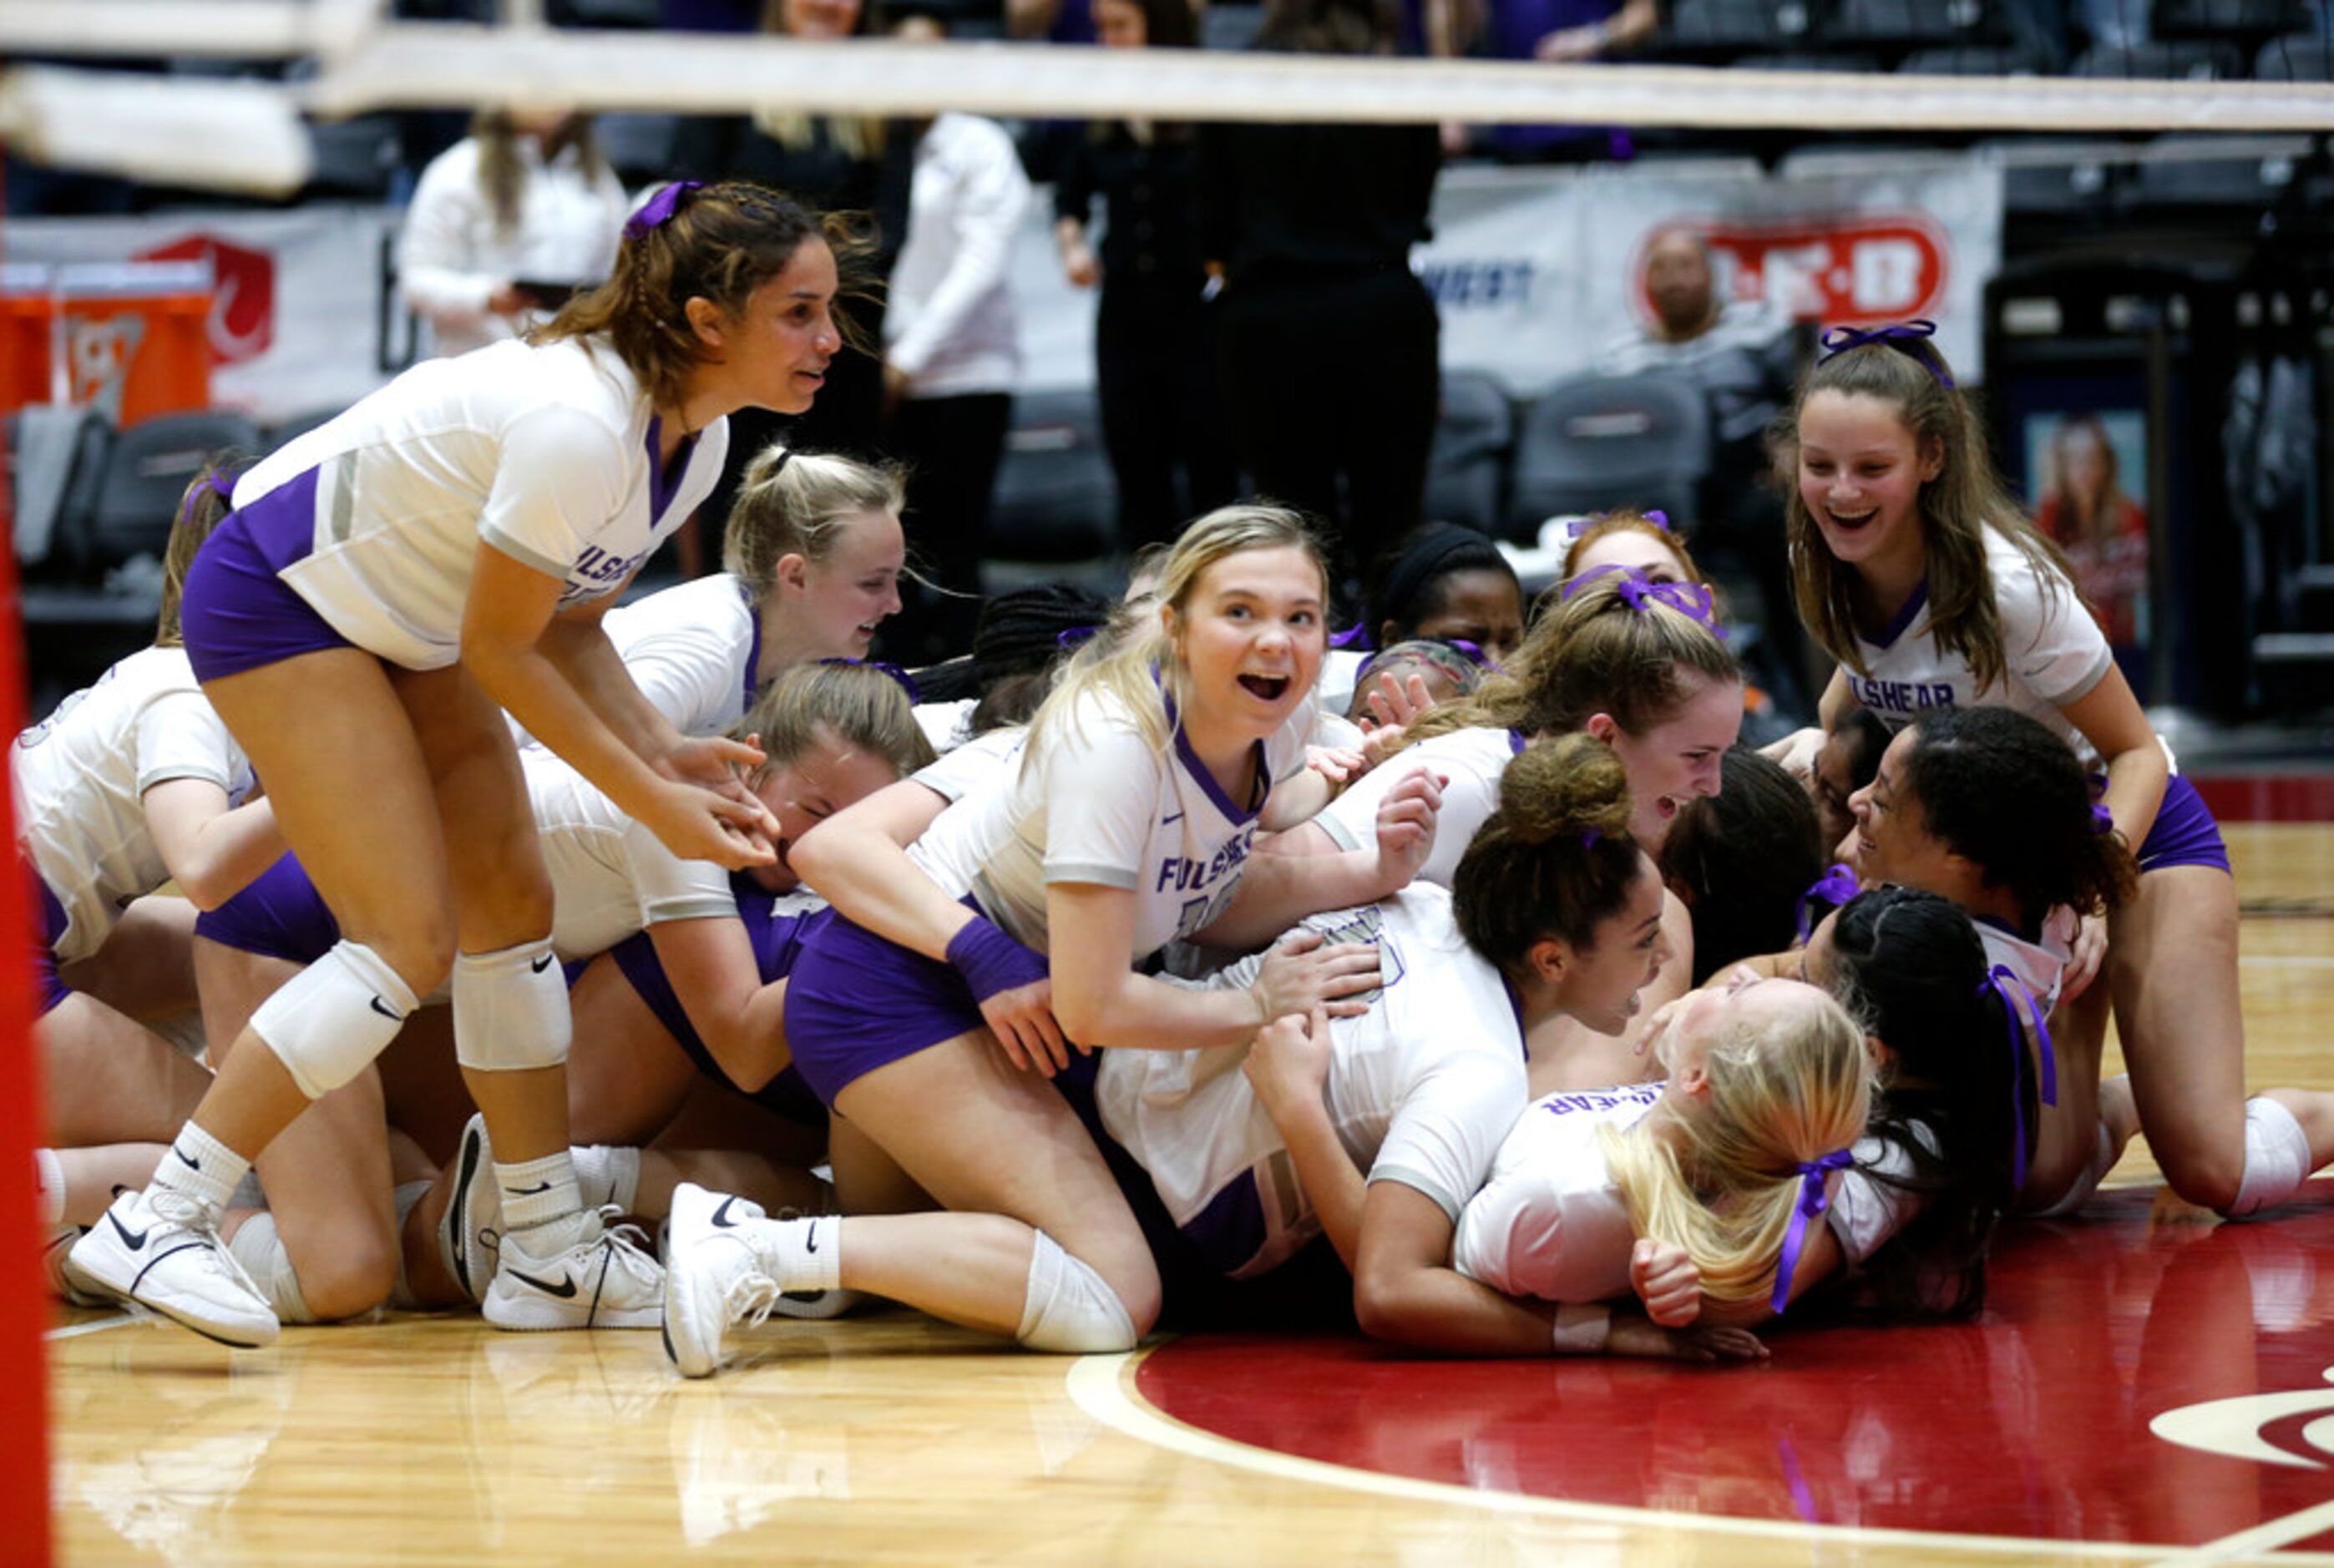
[2194,775,2334,826]
[1135,1186,2334,1551]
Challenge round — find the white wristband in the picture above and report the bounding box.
[1550,1302,1611,1355]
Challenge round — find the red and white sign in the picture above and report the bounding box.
[1633,212,1952,328]
[137,234,276,365]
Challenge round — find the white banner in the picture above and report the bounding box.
[8,151,1996,423]
[1010,149,2002,395]
[5,205,405,425]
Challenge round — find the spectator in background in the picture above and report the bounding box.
[1054,0,1240,554]
[1202,0,1442,600]
[883,10,1034,662]
[672,0,915,539]
[1597,225,1809,714]
[2036,412,2149,649]
[1461,0,1653,162]
[398,109,629,359]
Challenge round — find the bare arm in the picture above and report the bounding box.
[1244,1007,1366,1268]
[463,544,772,869]
[1195,767,1442,949]
[1353,1182,1567,1353]
[2058,663,2169,849]
[784,778,969,960]
[140,781,282,911]
[645,916,792,1092]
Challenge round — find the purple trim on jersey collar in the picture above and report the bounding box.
[1866,580,1931,651]
[644,417,701,529]
[1160,683,1267,824]
[738,574,762,711]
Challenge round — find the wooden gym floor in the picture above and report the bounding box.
[44,819,2334,1567]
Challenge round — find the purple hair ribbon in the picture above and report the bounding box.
[1582,827,1602,850]
[2089,803,2115,837]
[180,470,237,528]
[1979,962,2056,1188]
[1794,863,1861,943]
[1056,624,1100,651]
[1643,510,1669,531]
[1558,564,1729,640]
[1816,319,1957,389]
[1773,1148,1856,1313]
[625,180,703,241]
[818,656,922,705]
[1329,622,1373,651]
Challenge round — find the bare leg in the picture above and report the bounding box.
[830,1033,1161,1338]
[49,1144,170,1225]
[2114,867,2256,1211]
[59,894,201,1023]
[564,954,700,1147]
[41,994,210,1146]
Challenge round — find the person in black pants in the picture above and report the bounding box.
[1052,0,1240,554]
[1201,0,1443,599]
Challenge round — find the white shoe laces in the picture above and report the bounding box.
[721,1269,782,1333]
[595,1207,662,1289]
[148,1190,270,1303]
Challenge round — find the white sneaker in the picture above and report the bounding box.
[661,1183,786,1378]
[438,1115,635,1306]
[44,1224,111,1308]
[483,1206,664,1332]
[66,1187,278,1348]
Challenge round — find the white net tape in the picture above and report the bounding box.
[1,7,2330,192]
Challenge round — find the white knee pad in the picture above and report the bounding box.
[225,1213,316,1325]
[251,940,418,1100]
[2225,1097,2313,1218]
[452,938,570,1073]
[1016,1232,1137,1355]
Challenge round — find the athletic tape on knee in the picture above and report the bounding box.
[1015,1232,1137,1355]
[2033,1120,2117,1219]
[251,940,418,1100]
[2225,1097,2312,1218]
[452,938,570,1073]
[225,1213,316,1325]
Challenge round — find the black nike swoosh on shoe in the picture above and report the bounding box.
[505,1268,580,1299]
[531,954,554,974]
[106,1210,149,1251]
[711,1196,745,1229]
[449,1128,484,1297]
[369,996,404,1021]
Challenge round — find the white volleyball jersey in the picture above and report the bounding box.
[907,686,1310,961]
[1313,726,1521,889]
[912,698,978,754]
[1840,528,2111,761]
[522,746,736,963]
[1097,885,1531,1277]
[1826,1122,1939,1266]
[1451,1082,1666,1304]
[912,724,1023,806]
[600,574,760,738]
[13,646,255,962]
[231,336,727,670]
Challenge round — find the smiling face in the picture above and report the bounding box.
[1167,544,1328,745]
[1593,670,1741,847]
[1406,568,1525,668]
[696,237,842,417]
[1795,389,1939,583]
[788,508,905,658]
[1549,851,1672,1036]
[1845,726,1962,894]
[751,728,905,893]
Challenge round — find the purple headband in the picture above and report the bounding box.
[817,656,922,705]
[1817,319,1957,389]
[1978,963,2057,1189]
[1794,863,1861,944]
[625,180,703,241]
[1558,564,1729,640]
[1773,1148,1856,1313]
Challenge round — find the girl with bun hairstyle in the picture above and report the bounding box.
[1146,735,1671,1304]
[1276,566,1739,1090]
